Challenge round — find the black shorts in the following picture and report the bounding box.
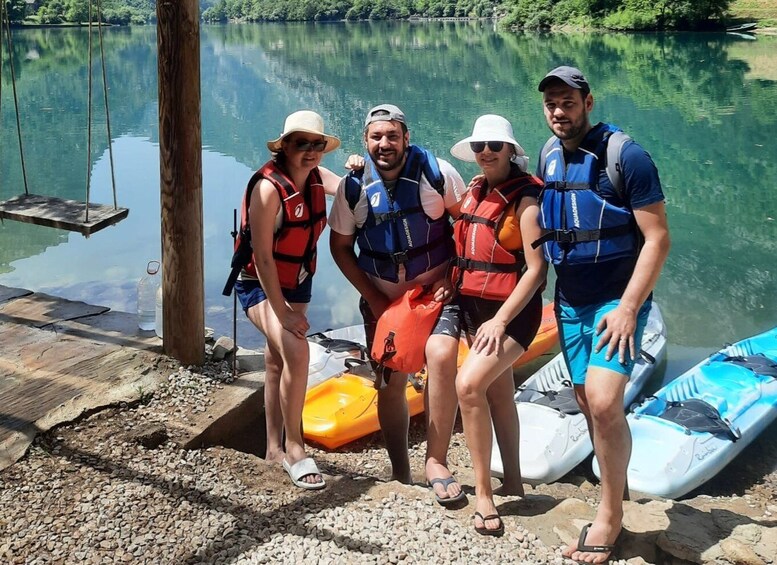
[457,291,543,351]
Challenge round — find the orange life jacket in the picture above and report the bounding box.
[452,172,542,300]
[237,161,326,290]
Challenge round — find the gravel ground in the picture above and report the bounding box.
[2,358,776,564]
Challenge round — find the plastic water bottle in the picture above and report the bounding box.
[154,284,163,338]
[137,260,160,331]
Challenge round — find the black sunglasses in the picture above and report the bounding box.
[293,139,327,152]
[470,141,505,153]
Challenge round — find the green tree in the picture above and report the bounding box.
[4,0,27,21]
[63,0,89,22]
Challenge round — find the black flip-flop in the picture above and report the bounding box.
[428,476,466,506]
[573,523,618,562]
[473,511,504,537]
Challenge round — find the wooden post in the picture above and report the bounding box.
[156,0,204,365]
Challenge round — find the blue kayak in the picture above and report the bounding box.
[593,327,777,499]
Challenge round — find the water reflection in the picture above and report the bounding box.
[1,23,775,361]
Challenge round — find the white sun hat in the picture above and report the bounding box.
[450,114,529,171]
[267,110,341,154]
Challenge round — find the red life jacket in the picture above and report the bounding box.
[452,173,542,300]
[237,161,327,290]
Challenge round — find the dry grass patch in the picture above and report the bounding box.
[730,0,777,22]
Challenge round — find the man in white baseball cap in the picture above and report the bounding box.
[329,104,469,506]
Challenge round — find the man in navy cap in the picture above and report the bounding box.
[535,67,671,563]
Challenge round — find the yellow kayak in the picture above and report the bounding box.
[303,302,558,449]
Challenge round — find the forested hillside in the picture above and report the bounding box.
[7,0,732,30]
[5,0,216,24]
[200,0,731,29]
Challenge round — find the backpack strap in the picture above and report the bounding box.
[344,170,364,212]
[420,149,445,195]
[537,136,556,178]
[604,131,631,198]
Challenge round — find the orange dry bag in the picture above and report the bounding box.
[371,286,443,374]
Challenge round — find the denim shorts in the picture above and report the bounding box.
[234,276,313,313]
[558,299,652,385]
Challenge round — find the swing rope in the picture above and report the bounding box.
[1,0,30,196]
[85,0,119,219]
[95,0,118,209]
[86,0,94,221]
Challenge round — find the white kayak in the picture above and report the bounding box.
[491,302,667,484]
[307,325,367,389]
[596,326,777,499]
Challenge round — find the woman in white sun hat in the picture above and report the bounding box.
[228,110,346,490]
[449,114,548,535]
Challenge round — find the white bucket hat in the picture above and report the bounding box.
[266,110,341,154]
[450,114,529,171]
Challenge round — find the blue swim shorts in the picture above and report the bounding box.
[558,299,652,385]
[234,276,313,313]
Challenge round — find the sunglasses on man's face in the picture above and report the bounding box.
[470,141,505,153]
[293,139,327,152]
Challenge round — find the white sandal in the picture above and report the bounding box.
[282,457,326,490]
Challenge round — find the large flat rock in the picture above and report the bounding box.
[0,290,172,470]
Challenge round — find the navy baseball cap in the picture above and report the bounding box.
[538,66,590,93]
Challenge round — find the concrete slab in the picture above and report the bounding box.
[170,370,267,457]
[0,291,109,328]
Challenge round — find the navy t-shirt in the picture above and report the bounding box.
[537,128,665,307]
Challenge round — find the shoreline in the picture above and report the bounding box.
[11,17,775,34]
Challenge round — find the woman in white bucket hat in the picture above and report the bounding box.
[449,114,548,535]
[228,110,346,490]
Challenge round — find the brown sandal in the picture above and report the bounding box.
[473,511,504,537]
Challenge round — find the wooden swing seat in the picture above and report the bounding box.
[0,193,129,236]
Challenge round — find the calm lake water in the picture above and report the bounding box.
[1,22,776,385]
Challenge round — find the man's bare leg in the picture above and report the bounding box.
[377,370,412,483]
[564,367,629,563]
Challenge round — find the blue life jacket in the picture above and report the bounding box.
[343,145,452,283]
[533,123,637,265]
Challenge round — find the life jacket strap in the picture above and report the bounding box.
[453,256,523,274]
[373,205,424,224]
[458,214,498,229]
[273,249,315,264]
[531,223,632,249]
[360,235,448,265]
[544,180,591,191]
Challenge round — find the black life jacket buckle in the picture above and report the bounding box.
[390,250,409,265]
